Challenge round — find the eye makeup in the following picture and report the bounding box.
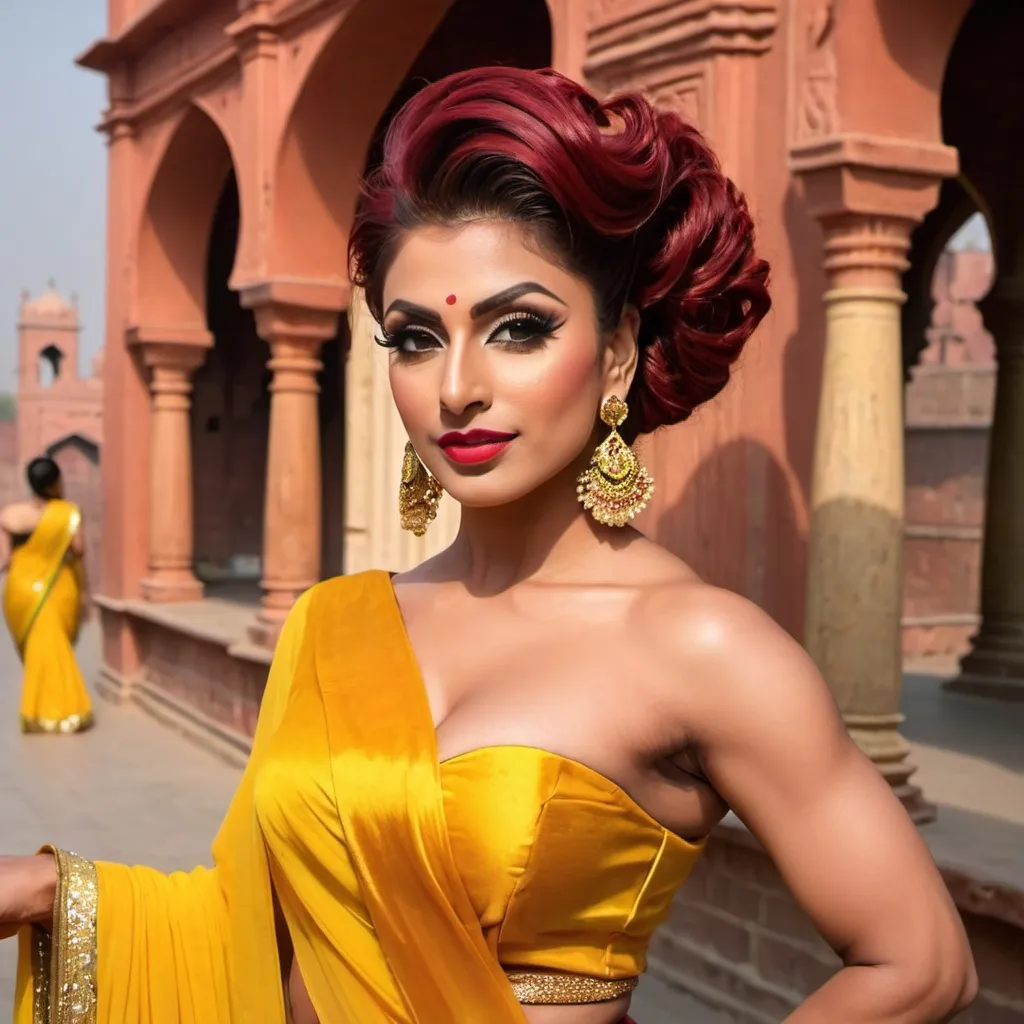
[375,306,565,357]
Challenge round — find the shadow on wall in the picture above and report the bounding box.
[780,182,825,503]
[801,495,910,727]
[658,437,805,640]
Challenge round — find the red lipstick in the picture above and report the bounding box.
[437,429,517,466]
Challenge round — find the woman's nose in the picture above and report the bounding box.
[439,343,491,416]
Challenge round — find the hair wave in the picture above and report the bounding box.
[350,66,770,434]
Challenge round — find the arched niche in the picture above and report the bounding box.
[270,0,554,284]
[136,105,239,330]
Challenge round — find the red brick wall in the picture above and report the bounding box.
[134,617,267,737]
[651,828,1022,1022]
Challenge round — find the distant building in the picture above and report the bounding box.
[904,247,996,658]
[3,285,104,571]
[17,284,103,465]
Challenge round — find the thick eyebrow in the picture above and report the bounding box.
[470,282,566,319]
[381,299,445,329]
[382,282,566,326]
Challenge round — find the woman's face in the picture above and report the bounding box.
[380,220,637,509]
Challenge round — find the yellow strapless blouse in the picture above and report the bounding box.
[254,581,704,990]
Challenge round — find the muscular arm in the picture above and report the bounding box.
[669,589,976,1023]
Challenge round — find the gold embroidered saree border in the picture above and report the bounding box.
[20,712,94,736]
[505,970,638,1005]
[32,848,98,1024]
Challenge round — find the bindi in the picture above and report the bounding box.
[445,294,457,305]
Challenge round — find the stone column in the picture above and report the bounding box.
[950,278,1024,699]
[244,293,340,646]
[801,213,935,821]
[792,137,957,823]
[129,331,211,603]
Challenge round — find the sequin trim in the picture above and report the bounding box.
[32,849,98,1024]
[20,712,94,735]
[506,970,638,1005]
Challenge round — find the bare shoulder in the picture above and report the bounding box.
[634,575,845,746]
[0,502,40,535]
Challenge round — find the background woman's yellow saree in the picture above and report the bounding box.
[14,572,528,1024]
[2,499,92,734]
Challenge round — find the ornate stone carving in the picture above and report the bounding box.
[795,0,838,142]
[649,72,706,128]
[585,0,778,93]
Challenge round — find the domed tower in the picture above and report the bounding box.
[16,283,82,468]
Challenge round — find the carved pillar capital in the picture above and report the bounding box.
[816,211,916,298]
[226,0,278,59]
[791,134,958,251]
[127,324,212,365]
[238,277,349,331]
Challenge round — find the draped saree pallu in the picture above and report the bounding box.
[3,499,92,734]
[15,571,703,1023]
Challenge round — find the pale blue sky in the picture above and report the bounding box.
[0,1,107,392]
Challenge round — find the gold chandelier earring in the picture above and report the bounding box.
[399,441,444,536]
[576,395,654,527]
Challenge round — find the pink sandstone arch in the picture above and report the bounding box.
[870,0,975,144]
[270,0,555,285]
[136,104,240,330]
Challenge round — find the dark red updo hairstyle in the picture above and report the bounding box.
[349,66,771,437]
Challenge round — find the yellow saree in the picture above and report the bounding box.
[3,499,92,734]
[14,572,529,1024]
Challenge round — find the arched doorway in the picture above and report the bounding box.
[363,0,552,171]
[191,173,269,599]
[902,204,995,661]
[133,104,241,603]
[935,0,1024,698]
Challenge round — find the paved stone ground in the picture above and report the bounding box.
[0,624,240,1011]
[0,622,725,1022]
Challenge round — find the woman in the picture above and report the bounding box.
[0,68,975,1023]
[1,456,92,735]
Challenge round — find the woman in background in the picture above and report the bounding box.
[1,456,93,734]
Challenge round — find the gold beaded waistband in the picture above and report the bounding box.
[505,970,638,1005]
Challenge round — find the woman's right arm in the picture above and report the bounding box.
[0,854,57,937]
[0,586,316,1023]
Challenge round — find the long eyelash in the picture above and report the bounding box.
[490,309,565,340]
[374,326,438,352]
